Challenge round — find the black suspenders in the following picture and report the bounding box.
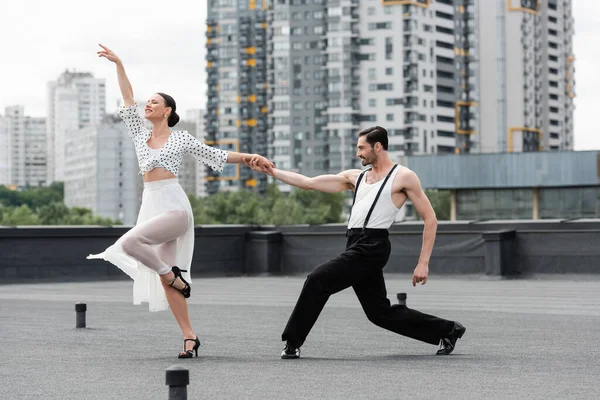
[348,164,398,232]
[347,168,369,226]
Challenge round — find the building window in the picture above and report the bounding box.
[435,11,453,21]
[368,83,393,91]
[540,187,600,219]
[386,113,394,121]
[385,37,393,60]
[368,22,392,30]
[457,189,533,220]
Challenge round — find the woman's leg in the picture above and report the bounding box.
[121,210,189,289]
[157,240,197,354]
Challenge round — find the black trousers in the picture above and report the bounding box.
[282,229,454,347]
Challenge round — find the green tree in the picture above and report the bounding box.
[0,182,63,209]
[187,184,346,226]
[0,205,39,225]
[188,194,213,224]
[291,189,345,224]
[37,202,70,225]
[65,207,118,226]
[424,190,451,221]
[268,197,304,225]
[202,190,262,224]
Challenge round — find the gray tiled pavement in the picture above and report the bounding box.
[1,274,599,399]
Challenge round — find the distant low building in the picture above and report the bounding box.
[401,151,600,220]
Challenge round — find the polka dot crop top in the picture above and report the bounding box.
[118,104,229,177]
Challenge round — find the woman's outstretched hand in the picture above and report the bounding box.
[97,44,121,64]
[243,155,275,176]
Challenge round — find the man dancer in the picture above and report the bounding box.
[245,126,466,359]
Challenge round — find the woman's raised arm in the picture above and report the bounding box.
[97,44,134,107]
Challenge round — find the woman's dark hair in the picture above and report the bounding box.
[157,92,180,127]
[358,126,389,150]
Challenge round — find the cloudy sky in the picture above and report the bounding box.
[0,0,598,150]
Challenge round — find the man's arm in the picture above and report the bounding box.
[271,168,359,193]
[402,170,438,286]
[243,157,360,193]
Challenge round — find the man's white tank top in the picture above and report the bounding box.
[347,166,402,230]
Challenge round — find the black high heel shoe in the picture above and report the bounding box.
[167,266,191,298]
[178,336,201,358]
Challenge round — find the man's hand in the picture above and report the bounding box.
[243,155,274,176]
[412,263,429,286]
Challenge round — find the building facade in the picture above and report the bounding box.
[206,0,269,195]
[455,0,575,153]
[0,106,47,188]
[177,120,202,196]
[186,109,209,198]
[402,151,600,220]
[47,70,106,184]
[207,0,575,195]
[64,115,139,225]
[0,115,8,185]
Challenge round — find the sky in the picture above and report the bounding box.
[0,0,598,150]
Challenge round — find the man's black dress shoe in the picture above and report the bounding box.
[436,322,466,355]
[281,342,301,359]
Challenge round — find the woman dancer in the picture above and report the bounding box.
[87,44,273,358]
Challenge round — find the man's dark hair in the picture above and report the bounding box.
[358,126,388,150]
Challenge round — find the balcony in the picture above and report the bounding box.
[404,83,418,94]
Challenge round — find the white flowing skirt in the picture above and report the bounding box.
[87,178,194,312]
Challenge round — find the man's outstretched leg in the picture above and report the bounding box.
[353,269,466,355]
[281,253,371,359]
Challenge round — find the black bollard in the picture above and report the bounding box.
[75,302,87,329]
[396,293,407,307]
[166,365,189,400]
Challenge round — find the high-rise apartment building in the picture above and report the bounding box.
[267,0,458,182]
[0,106,47,188]
[207,0,575,192]
[360,0,458,158]
[47,70,106,184]
[177,120,202,196]
[64,114,139,225]
[206,0,269,195]
[456,0,575,153]
[269,0,328,179]
[186,109,208,198]
[0,116,8,185]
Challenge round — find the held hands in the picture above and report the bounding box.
[242,155,275,176]
[412,263,429,286]
[97,44,121,64]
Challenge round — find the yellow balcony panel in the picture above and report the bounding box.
[507,0,539,15]
[508,127,542,153]
[382,0,430,7]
